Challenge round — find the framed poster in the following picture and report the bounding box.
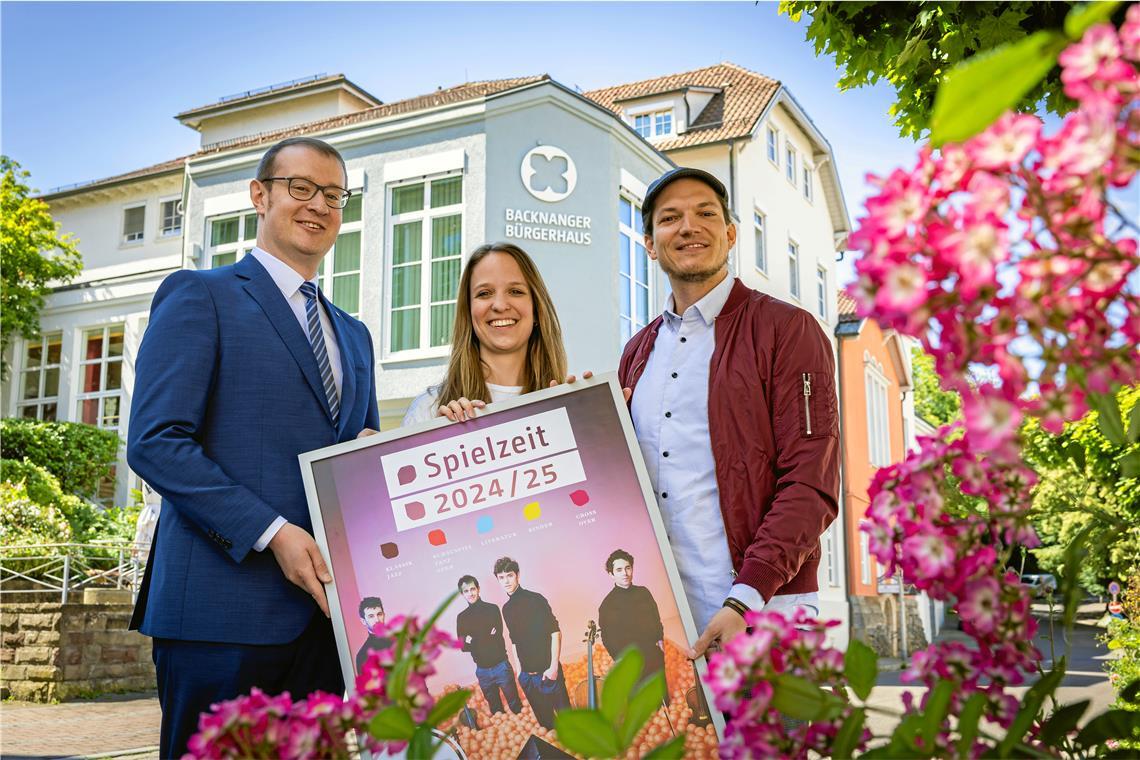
[301,374,723,759]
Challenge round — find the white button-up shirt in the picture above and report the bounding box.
[249,247,344,551]
[631,273,818,631]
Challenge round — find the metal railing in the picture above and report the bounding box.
[0,542,149,604]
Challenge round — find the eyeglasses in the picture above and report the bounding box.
[262,177,352,209]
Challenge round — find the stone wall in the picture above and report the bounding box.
[1,599,154,701]
[849,594,929,657]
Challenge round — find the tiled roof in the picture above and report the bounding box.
[196,76,549,156]
[837,291,860,321]
[584,62,780,150]
[42,156,189,200]
[176,74,381,120]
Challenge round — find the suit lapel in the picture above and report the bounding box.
[236,256,335,424]
[323,294,357,439]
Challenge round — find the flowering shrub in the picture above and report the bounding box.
[185,603,469,760]
[705,7,1140,758]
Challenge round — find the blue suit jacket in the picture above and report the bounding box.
[127,254,380,645]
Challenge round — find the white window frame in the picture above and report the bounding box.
[75,324,125,432]
[860,527,872,585]
[317,193,364,318]
[865,352,892,467]
[816,265,827,320]
[383,172,465,361]
[619,193,652,344]
[788,239,801,300]
[159,196,183,237]
[766,126,779,165]
[753,207,767,275]
[823,524,839,587]
[633,114,652,139]
[122,202,146,245]
[785,144,798,185]
[205,210,259,269]
[653,111,673,137]
[802,163,814,202]
[15,331,63,421]
[629,107,674,139]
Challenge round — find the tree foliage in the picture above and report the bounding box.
[0,418,119,497]
[1,155,83,377]
[1022,386,1140,595]
[778,2,1106,139]
[911,346,961,427]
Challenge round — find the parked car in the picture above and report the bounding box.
[1020,573,1058,598]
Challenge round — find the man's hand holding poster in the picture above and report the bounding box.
[301,374,722,759]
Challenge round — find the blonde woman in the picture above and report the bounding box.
[403,243,572,425]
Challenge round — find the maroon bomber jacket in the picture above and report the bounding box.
[619,278,840,602]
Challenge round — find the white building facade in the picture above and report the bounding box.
[4,66,853,638]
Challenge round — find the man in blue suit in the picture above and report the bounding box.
[128,136,379,757]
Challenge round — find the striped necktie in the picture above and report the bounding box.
[298,281,340,425]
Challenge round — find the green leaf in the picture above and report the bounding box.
[929,30,1067,146]
[1075,708,1140,748]
[921,681,955,746]
[844,639,879,701]
[1064,1,1121,39]
[1121,450,1140,479]
[1039,700,1091,745]
[1128,397,1140,442]
[644,734,687,760]
[1090,391,1129,446]
[367,705,416,741]
[998,666,1066,756]
[1121,678,1140,705]
[832,707,866,759]
[772,674,846,722]
[956,693,987,757]
[426,688,471,727]
[555,709,622,758]
[1065,440,1087,472]
[619,671,667,747]
[408,726,435,759]
[601,647,643,725]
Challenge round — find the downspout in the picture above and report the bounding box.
[835,333,853,637]
[728,139,740,276]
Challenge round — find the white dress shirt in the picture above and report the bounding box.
[248,247,344,551]
[630,273,818,631]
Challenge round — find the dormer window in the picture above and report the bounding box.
[631,109,673,139]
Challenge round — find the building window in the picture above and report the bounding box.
[802,164,814,202]
[786,145,797,185]
[865,353,892,467]
[632,110,673,139]
[823,525,838,587]
[207,212,259,268]
[753,210,767,273]
[816,266,827,320]
[16,332,62,421]
[123,205,145,244]
[619,195,650,344]
[766,126,778,165]
[316,194,363,317]
[788,240,801,300]
[860,528,872,585]
[77,325,125,431]
[160,198,183,236]
[634,114,651,138]
[387,174,464,355]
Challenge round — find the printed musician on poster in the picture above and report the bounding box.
[300,375,723,759]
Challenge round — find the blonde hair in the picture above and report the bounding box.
[438,243,567,405]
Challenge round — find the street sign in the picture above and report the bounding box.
[1109,581,1122,596]
[1109,601,1124,615]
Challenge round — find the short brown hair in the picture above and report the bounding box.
[256,137,346,185]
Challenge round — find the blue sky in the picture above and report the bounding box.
[1,2,911,203]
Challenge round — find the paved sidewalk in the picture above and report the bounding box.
[0,691,160,760]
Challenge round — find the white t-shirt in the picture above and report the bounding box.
[402,383,524,425]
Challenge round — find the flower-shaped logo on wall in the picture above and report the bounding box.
[520,145,577,203]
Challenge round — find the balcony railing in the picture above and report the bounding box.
[0,542,149,604]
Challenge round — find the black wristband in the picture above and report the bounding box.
[723,596,750,619]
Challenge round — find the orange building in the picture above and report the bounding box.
[835,293,926,652]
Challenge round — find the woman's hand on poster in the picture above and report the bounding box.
[686,607,747,659]
[356,428,379,439]
[543,664,559,682]
[550,370,594,387]
[438,397,486,422]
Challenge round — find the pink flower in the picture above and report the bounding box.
[1122,4,1140,61]
[958,576,1002,636]
[877,261,928,313]
[903,528,957,579]
[965,113,1042,170]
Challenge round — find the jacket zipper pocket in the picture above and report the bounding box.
[802,372,813,436]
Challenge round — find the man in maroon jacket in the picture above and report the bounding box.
[618,167,839,657]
